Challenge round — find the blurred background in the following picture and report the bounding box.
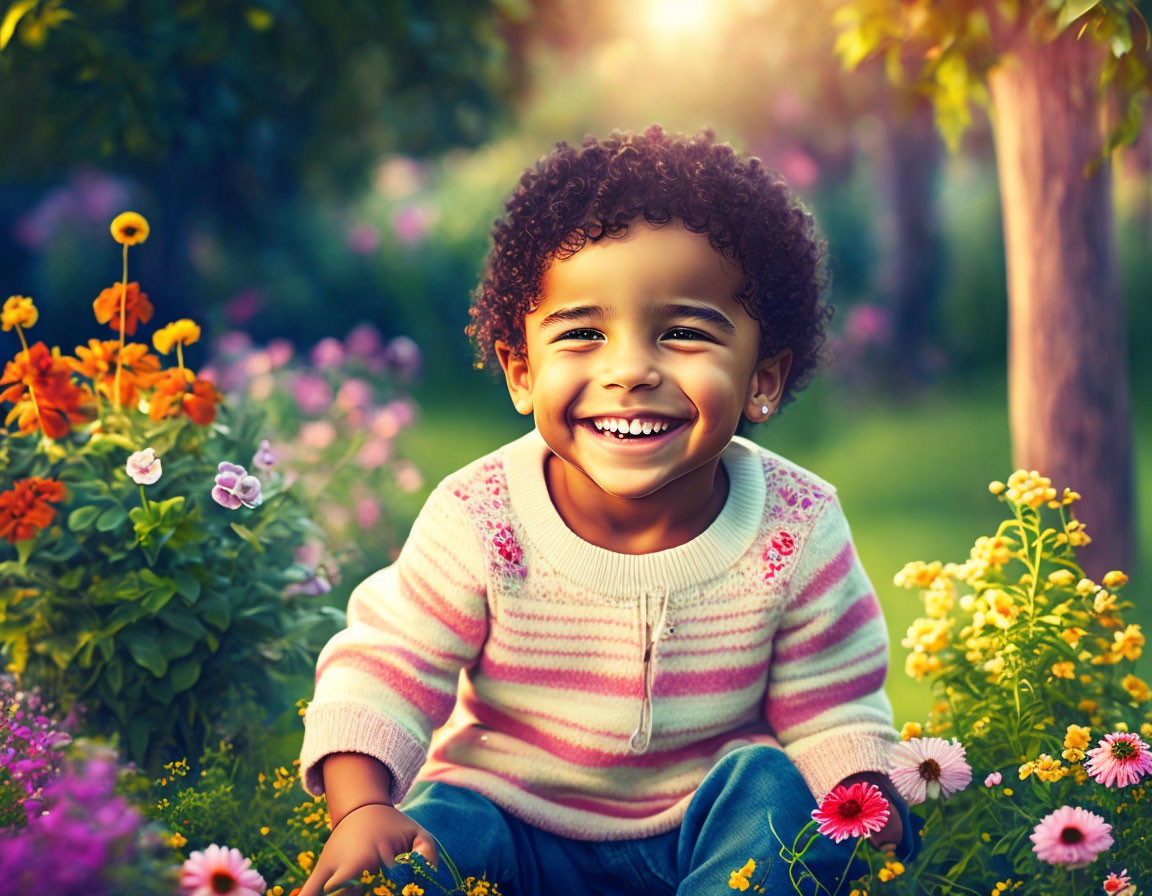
[1,0,1149,722]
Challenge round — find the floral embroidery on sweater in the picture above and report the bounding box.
[452,458,528,581]
[757,457,830,583]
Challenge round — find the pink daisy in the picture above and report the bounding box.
[1030,806,1113,867]
[1102,869,1136,896]
[888,737,973,805]
[180,844,266,896]
[811,781,890,843]
[1084,732,1152,788]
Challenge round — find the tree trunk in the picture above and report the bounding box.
[987,31,1133,578]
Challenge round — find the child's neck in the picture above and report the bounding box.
[543,453,730,555]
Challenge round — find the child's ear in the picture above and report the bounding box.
[495,340,534,416]
[744,349,793,423]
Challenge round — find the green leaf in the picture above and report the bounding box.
[172,568,201,603]
[15,538,34,566]
[122,628,168,677]
[68,505,102,531]
[125,720,151,764]
[105,657,123,693]
[95,503,129,532]
[168,656,201,693]
[230,522,265,553]
[198,592,232,630]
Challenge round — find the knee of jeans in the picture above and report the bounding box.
[714,744,797,780]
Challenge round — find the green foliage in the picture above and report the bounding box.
[832,0,1152,151]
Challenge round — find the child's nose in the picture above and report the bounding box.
[597,338,661,391]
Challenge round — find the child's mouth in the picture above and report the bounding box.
[582,417,684,441]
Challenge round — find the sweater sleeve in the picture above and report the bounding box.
[764,496,897,800]
[299,482,488,803]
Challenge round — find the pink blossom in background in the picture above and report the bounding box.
[395,460,423,493]
[319,501,352,531]
[223,288,265,326]
[345,322,384,360]
[299,420,338,451]
[1085,732,1152,788]
[244,350,275,377]
[1030,806,1113,867]
[391,202,437,246]
[311,337,345,370]
[216,331,253,357]
[375,155,427,198]
[356,438,392,470]
[247,373,275,402]
[384,336,422,380]
[776,147,820,190]
[844,304,892,344]
[336,378,374,412]
[983,771,1001,787]
[347,222,380,255]
[286,568,332,597]
[294,542,324,568]
[370,407,402,440]
[290,372,333,415]
[252,439,276,473]
[383,397,416,428]
[180,844,266,896]
[770,87,806,126]
[356,497,382,529]
[266,338,294,368]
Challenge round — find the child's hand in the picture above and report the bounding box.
[834,771,905,853]
[296,803,439,896]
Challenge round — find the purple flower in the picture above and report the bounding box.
[383,335,422,380]
[345,322,384,360]
[212,462,263,510]
[252,439,276,474]
[310,337,345,370]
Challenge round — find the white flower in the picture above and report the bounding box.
[126,447,162,485]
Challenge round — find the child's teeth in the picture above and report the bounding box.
[641,421,653,435]
[628,419,643,435]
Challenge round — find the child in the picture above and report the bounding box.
[298,127,914,896]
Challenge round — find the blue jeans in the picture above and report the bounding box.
[386,745,917,896]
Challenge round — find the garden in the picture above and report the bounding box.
[2,1,1152,894]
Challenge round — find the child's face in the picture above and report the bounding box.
[497,222,791,502]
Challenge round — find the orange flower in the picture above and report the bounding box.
[110,211,150,246]
[152,319,201,355]
[2,295,38,332]
[92,282,154,336]
[0,342,93,438]
[0,477,67,543]
[148,367,221,425]
[67,339,161,407]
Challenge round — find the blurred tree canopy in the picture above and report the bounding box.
[0,0,527,326]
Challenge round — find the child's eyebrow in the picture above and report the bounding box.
[658,303,737,334]
[536,304,607,331]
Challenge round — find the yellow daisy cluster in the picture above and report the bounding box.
[464,875,502,896]
[1060,517,1091,547]
[877,860,905,882]
[905,650,941,680]
[1001,470,1059,508]
[1122,673,1152,704]
[902,617,953,654]
[1018,753,1067,783]
[900,721,922,741]
[371,879,397,895]
[1063,724,1091,762]
[965,536,1015,584]
[1050,661,1075,679]
[298,851,315,873]
[402,885,424,896]
[168,831,187,848]
[894,561,943,589]
[991,879,1023,895]
[728,859,758,892]
[849,889,868,896]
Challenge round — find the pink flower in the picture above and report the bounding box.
[299,420,337,451]
[290,372,333,415]
[212,462,263,510]
[355,497,381,529]
[810,781,890,843]
[266,338,294,368]
[1103,869,1136,896]
[336,378,374,412]
[383,336,422,380]
[356,438,392,470]
[395,460,423,493]
[347,221,380,255]
[1030,806,1113,867]
[345,322,384,360]
[310,337,345,369]
[126,447,162,485]
[1085,732,1152,788]
[252,439,276,473]
[984,771,1002,787]
[180,843,266,896]
[888,737,972,805]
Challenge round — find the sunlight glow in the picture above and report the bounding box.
[644,0,716,40]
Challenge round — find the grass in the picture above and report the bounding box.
[400,370,1151,724]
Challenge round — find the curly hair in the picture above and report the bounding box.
[466,125,831,408]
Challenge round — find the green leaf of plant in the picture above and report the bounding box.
[68,505,102,531]
[168,656,201,693]
[172,568,201,603]
[95,503,129,532]
[198,592,232,630]
[230,522,265,553]
[122,628,169,677]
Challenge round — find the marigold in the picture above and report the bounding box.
[153,318,202,355]
[0,477,67,543]
[1121,674,1151,705]
[92,281,154,336]
[110,211,149,246]
[1051,661,1075,679]
[148,367,221,425]
[1113,625,1144,662]
[0,342,93,438]
[1,295,37,331]
[1062,626,1086,648]
[901,721,922,741]
[1065,725,1092,752]
[67,339,161,407]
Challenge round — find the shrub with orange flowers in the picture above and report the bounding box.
[0,213,341,773]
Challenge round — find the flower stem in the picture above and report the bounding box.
[14,324,45,434]
[176,341,184,374]
[138,483,150,514]
[113,243,128,411]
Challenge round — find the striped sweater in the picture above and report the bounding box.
[301,429,897,840]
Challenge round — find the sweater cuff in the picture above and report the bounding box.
[785,726,896,801]
[300,702,427,805]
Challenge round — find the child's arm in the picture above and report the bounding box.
[765,496,899,804]
[298,753,440,896]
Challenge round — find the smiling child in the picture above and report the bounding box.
[298,127,914,896]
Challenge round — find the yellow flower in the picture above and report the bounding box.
[902,617,953,654]
[894,560,942,589]
[924,579,956,618]
[1113,624,1145,662]
[375,884,397,895]
[260,826,270,835]
[110,211,150,245]
[1066,517,1091,546]
[901,721,922,741]
[988,480,1006,495]
[729,872,751,891]
[1093,590,1117,615]
[983,654,1006,682]
[878,860,905,882]
[1102,570,1129,589]
[905,650,940,680]
[1047,569,1076,586]
[298,851,315,872]
[1140,722,1152,738]
[1050,661,1075,679]
[169,832,187,848]
[1061,626,1086,648]
[1122,674,1151,704]
[2,295,38,331]
[986,589,1020,629]
[152,319,202,355]
[1005,470,1057,508]
[402,886,424,896]
[1064,724,1091,752]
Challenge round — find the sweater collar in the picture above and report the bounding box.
[503,429,766,597]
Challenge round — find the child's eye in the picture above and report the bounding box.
[554,328,604,342]
[663,327,710,341]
